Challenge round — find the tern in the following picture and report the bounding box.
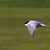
[22,20,49,37]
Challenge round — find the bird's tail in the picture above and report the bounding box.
[46,25,50,27]
[40,23,50,27]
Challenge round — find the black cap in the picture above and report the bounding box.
[24,21,29,24]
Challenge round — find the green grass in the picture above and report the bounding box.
[0,7,50,50]
[0,0,50,7]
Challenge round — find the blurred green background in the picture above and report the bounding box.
[0,0,50,50]
[0,0,50,7]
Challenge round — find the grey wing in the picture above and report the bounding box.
[27,24,36,36]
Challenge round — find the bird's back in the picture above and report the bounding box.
[29,20,40,27]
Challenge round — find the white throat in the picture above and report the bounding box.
[25,24,28,26]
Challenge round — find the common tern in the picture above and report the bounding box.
[22,20,50,37]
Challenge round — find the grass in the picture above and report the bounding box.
[0,7,50,50]
[0,0,50,7]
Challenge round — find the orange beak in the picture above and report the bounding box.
[22,24,25,26]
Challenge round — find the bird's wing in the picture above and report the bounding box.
[27,24,36,36]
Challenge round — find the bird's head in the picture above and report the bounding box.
[22,21,29,26]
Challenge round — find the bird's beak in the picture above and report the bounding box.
[22,24,25,26]
[22,24,28,26]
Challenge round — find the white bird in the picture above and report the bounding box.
[22,20,50,37]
